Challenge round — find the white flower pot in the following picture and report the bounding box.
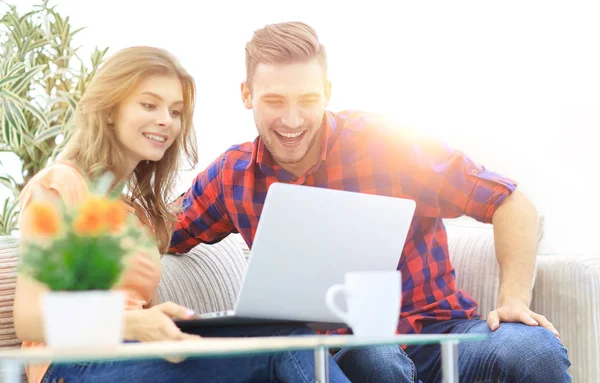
[43,290,125,348]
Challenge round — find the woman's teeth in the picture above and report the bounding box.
[144,133,166,143]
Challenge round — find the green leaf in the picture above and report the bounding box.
[21,229,127,291]
[33,124,61,145]
[0,10,23,39]
[0,197,19,235]
[0,72,22,89]
[20,97,49,127]
[1,117,11,150]
[0,89,40,142]
[26,37,50,53]
[90,46,109,69]
[71,26,85,37]
[0,97,26,148]
[0,0,109,234]
[10,65,43,95]
[0,59,12,77]
[0,61,26,86]
[57,90,78,111]
[0,173,19,193]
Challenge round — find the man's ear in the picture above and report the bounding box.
[324,81,332,107]
[241,82,253,110]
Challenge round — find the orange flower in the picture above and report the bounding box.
[23,201,62,238]
[73,195,107,236]
[104,199,127,233]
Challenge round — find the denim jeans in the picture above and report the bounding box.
[333,319,572,383]
[43,324,351,383]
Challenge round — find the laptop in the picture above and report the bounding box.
[175,182,416,331]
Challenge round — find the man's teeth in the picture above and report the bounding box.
[276,131,303,138]
[144,133,166,143]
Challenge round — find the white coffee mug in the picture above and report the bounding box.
[325,270,401,337]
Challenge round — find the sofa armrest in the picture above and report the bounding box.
[157,234,248,314]
[530,255,600,383]
[0,235,20,349]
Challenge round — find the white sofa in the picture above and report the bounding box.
[446,217,599,382]
[158,218,600,382]
[1,218,599,381]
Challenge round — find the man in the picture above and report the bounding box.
[170,21,571,382]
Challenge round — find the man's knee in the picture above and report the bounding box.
[334,345,415,383]
[493,324,571,382]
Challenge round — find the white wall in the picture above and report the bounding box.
[3,0,599,255]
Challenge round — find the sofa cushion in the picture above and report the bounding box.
[0,235,20,348]
[157,234,248,313]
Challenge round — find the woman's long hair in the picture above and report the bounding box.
[60,46,198,253]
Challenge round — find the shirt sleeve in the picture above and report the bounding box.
[169,154,235,253]
[385,129,517,223]
[437,148,517,222]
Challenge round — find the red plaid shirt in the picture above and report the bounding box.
[170,110,517,334]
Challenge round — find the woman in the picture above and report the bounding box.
[14,46,350,383]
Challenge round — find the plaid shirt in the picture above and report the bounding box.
[170,110,517,334]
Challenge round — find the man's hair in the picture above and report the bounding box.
[245,21,328,87]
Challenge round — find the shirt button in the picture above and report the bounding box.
[471,169,478,175]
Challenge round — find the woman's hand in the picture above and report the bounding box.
[125,301,199,342]
[125,301,201,363]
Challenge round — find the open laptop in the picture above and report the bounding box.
[175,182,416,331]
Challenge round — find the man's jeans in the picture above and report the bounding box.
[334,319,572,383]
[43,324,351,383]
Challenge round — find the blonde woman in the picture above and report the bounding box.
[14,46,350,383]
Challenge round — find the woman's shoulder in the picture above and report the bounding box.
[19,162,89,208]
[33,162,85,180]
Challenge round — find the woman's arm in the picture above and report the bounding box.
[14,186,61,342]
[13,275,48,343]
[15,185,198,344]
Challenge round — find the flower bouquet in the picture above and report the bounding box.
[19,172,154,348]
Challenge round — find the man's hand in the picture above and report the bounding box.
[486,299,559,338]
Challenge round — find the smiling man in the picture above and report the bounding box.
[170,22,572,382]
[241,55,330,178]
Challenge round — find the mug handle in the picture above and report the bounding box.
[325,284,352,325]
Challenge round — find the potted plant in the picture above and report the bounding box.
[18,173,155,348]
[0,0,108,235]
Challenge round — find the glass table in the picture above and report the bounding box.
[0,333,486,383]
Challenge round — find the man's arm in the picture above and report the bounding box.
[384,128,559,335]
[169,155,234,254]
[488,189,559,336]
